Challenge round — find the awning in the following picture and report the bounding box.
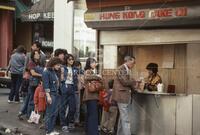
[0,1,15,11]
[21,0,54,22]
[16,0,28,18]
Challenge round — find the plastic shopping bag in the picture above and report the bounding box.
[29,111,41,124]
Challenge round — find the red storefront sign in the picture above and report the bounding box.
[85,7,191,22]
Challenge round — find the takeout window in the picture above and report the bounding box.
[117,44,187,93]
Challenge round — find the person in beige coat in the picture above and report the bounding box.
[112,56,137,135]
[83,58,102,135]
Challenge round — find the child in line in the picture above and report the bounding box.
[100,79,118,135]
[33,80,46,128]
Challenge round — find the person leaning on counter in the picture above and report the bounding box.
[112,56,138,135]
[145,63,162,91]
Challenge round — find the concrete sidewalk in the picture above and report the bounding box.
[0,88,85,135]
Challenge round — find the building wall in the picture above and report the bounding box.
[0,10,13,67]
[14,22,32,51]
[86,0,186,9]
[54,0,74,53]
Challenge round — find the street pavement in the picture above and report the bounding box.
[0,88,85,135]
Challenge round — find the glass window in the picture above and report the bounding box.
[73,0,97,60]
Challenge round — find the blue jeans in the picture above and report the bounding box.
[27,86,37,117]
[45,94,60,134]
[59,84,76,126]
[117,103,131,135]
[9,73,23,101]
[20,91,30,116]
[86,100,99,135]
[74,92,80,123]
[59,94,68,127]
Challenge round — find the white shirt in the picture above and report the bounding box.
[123,64,129,72]
[65,66,73,84]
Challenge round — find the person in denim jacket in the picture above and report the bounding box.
[27,50,44,119]
[42,57,62,135]
[59,54,78,132]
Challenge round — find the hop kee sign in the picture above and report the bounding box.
[85,6,198,22]
[28,12,54,20]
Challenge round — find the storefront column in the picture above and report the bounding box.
[187,43,200,94]
[54,0,74,53]
[0,10,13,67]
[103,45,118,69]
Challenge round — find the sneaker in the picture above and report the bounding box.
[46,132,59,135]
[107,130,114,135]
[101,127,108,133]
[27,119,33,123]
[8,100,13,103]
[39,124,45,129]
[68,123,75,130]
[18,112,24,120]
[14,101,20,104]
[62,126,69,133]
[52,131,59,135]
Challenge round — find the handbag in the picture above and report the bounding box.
[29,111,41,124]
[99,90,110,112]
[88,80,103,93]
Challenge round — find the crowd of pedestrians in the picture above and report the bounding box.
[6,42,148,135]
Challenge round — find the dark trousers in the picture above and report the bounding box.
[86,100,99,135]
[20,91,30,116]
[45,94,60,134]
[9,73,23,101]
[27,86,37,117]
[59,85,76,126]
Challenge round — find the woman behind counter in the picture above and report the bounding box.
[145,63,162,91]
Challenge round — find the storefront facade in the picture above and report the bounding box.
[84,0,200,94]
[0,2,15,67]
[84,0,200,134]
[20,0,54,57]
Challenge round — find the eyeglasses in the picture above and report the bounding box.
[68,59,74,61]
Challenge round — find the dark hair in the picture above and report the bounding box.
[108,79,114,89]
[32,41,42,49]
[54,48,68,57]
[66,54,75,66]
[84,57,96,71]
[74,61,81,67]
[46,57,62,68]
[146,63,159,74]
[16,45,26,54]
[30,50,40,65]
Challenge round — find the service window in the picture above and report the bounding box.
[117,44,187,93]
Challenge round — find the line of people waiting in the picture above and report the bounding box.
[7,42,162,135]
